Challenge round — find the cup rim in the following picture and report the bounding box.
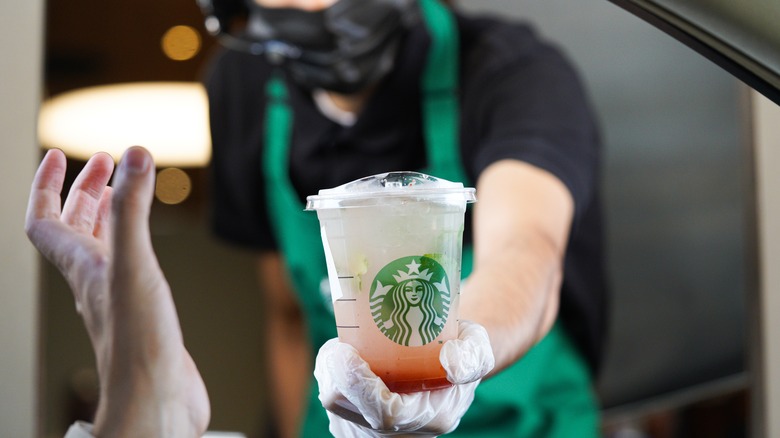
[305,171,476,210]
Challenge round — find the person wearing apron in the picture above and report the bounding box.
[259,1,601,435]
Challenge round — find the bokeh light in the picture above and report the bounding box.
[161,25,201,61]
[155,167,192,205]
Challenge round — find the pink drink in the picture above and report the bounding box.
[307,172,475,392]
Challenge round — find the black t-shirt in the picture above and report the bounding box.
[205,12,608,373]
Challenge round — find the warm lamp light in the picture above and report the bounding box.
[37,82,211,167]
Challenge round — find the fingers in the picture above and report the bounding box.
[325,411,377,438]
[440,320,495,384]
[26,149,67,227]
[316,338,479,435]
[108,146,183,344]
[25,149,70,266]
[25,150,115,322]
[316,339,425,432]
[25,149,112,263]
[110,146,158,283]
[61,152,115,235]
[108,147,188,364]
[93,186,114,247]
[316,340,376,430]
[111,146,154,227]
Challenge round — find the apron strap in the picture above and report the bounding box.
[418,0,473,274]
[419,0,469,186]
[263,72,296,199]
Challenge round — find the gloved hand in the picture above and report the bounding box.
[314,320,495,437]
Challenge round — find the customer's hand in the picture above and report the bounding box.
[314,320,494,437]
[26,147,210,437]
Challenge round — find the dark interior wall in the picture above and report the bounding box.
[44,0,217,95]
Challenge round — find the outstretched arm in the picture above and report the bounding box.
[313,159,570,437]
[26,147,210,437]
[461,158,573,375]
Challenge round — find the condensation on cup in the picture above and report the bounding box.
[306,171,476,393]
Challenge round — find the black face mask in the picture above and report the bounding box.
[243,0,420,93]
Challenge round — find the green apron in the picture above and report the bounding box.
[262,1,600,436]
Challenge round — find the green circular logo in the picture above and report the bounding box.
[370,256,450,346]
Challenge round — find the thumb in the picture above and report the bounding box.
[440,320,495,384]
[110,146,158,286]
[109,146,183,345]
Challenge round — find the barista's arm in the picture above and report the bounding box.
[460,159,574,376]
[257,252,311,438]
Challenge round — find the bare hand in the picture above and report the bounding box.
[26,147,210,437]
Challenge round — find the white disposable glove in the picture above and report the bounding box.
[314,320,495,437]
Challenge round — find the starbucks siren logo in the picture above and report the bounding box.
[370,256,450,346]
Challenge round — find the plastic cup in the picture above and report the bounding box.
[306,171,476,393]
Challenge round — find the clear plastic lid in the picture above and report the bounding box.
[305,171,476,210]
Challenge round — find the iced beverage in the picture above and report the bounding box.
[306,172,476,393]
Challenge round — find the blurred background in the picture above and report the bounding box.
[1,0,768,436]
